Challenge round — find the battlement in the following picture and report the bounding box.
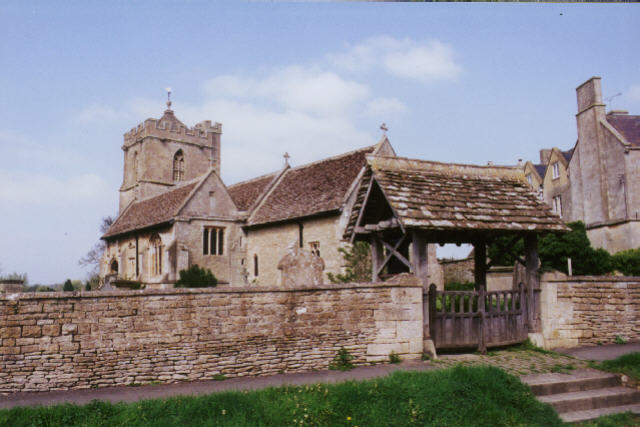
[124,112,222,147]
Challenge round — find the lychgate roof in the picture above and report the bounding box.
[103,180,199,239]
[347,156,568,238]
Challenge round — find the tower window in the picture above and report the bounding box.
[173,150,185,182]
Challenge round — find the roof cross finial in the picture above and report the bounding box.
[165,87,172,110]
[380,122,388,135]
[283,152,290,167]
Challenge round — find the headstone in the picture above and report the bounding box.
[277,242,325,287]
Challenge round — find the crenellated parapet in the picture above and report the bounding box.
[123,111,222,149]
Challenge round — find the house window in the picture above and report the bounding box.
[309,241,320,257]
[553,195,563,217]
[526,174,532,185]
[552,162,560,180]
[203,227,225,255]
[254,254,259,277]
[150,234,162,275]
[173,150,185,182]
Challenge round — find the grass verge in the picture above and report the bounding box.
[592,352,640,381]
[573,411,640,427]
[0,366,562,427]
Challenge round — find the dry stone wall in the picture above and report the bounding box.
[0,280,423,392]
[539,274,640,348]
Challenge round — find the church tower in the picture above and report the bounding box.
[119,96,222,212]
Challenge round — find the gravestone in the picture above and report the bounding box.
[277,242,325,287]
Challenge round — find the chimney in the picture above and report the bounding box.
[539,149,552,165]
[576,77,605,118]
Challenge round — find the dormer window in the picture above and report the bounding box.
[173,150,185,182]
[552,162,560,180]
[526,174,532,185]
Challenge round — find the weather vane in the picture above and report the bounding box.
[165,87,172,110]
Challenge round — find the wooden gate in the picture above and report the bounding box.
[426,284,530,351]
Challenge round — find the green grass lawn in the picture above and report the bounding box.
[0,366,562,427]
[594,352,640,382]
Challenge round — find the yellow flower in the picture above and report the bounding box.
[347,416,351,421]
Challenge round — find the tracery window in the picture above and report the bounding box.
[203,227,225,255]
[173,150,185,182]
[150,234,162,275]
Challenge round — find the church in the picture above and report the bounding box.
[100,99,401,288]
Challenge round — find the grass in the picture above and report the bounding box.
[574,412,640,427]
[0,366,562,427]
[593,352,640,381]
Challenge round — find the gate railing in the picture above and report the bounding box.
[426,283,530,352]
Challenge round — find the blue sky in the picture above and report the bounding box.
[1,2,639,284]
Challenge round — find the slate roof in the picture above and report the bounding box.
[103,181,199,239]
[228,172,278,212]
[347,156,568,237]
[606,114,640,146]
[561,149,574,162]
[248,146,375,226]
[534,164,547,179]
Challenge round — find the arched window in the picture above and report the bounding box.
[150,234,162,275]
[173,150,185,182]
[110,259,119,274]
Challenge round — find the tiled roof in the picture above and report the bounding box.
[346,156,568,237]
[228,172,278,211]
[606,114,640,146]
[248,146,375,226]
[534,164,547,179]
[103,181,199,239]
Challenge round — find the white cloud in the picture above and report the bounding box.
[0,171,109,205]
[365,97,408,117]
[328,35,462,83]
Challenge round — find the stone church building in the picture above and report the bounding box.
[100,102,429,288]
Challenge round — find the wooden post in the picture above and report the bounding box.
[370,234,384,282]
[478,285,486,354]
[473,237,487,291]
[428,284,437,343]
[411,230,428,289]
[524,234,540,332]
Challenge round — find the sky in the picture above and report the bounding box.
[1,2,639,285]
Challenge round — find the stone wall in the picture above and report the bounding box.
[0,280,423,392]
[538,273,640,349]
[441,257,474,285]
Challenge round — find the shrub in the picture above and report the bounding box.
[612,248,640,276]
[327,242,372,283]
[389,351,401,364]
[175,265,218,288]
[328,347,354,371]
[63,279,74,292]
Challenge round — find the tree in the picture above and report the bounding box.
[612,249,640,276]
[79,216,115,275]
[63,279,74,292]
[327,242,372,283]
[174,265,218,288]
[488,221,613,276]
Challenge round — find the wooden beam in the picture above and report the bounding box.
[370,234,384,282]
[411,230,428,287]
[524,234,540,332]
[377,235,412,277]
[473,237,487,291]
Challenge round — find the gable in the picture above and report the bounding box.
[606,114,640,146]
[178,171,239,219]
[228,172,279,212]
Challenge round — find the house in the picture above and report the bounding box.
[522,77,640,253]
[101,101,426,288]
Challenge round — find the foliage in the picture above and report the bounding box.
[327,242,372,283]
[595,352,640,381]
[112,280,143,290]
[63,279,74,292]
[0,366,563,427]
[78,216,115,275]
[444,282,475,291]
[611,248,640,276]
[0,272,28,285]
[174,265,218,288]
[389,351,401,364]
[488,221,614,275]
[328,347,355,371]
[615,335,628,345]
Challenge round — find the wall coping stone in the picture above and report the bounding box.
[543,275,640,283]
[0,279,423,301]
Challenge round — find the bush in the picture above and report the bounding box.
[612,248,640,276]
[328,347,354,371]
[63,279,74,292]
[175,265,218,288]
[327,242,372,283]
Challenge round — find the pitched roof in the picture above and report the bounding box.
[606,114,640,146]
[103,181,199,239]
[248,146,375,226]
[561,149,574,162]
[347,156,568,237]
[534,164,547,179]
[228,172,278,211]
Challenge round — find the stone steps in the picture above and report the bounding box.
[522,369,640,423]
